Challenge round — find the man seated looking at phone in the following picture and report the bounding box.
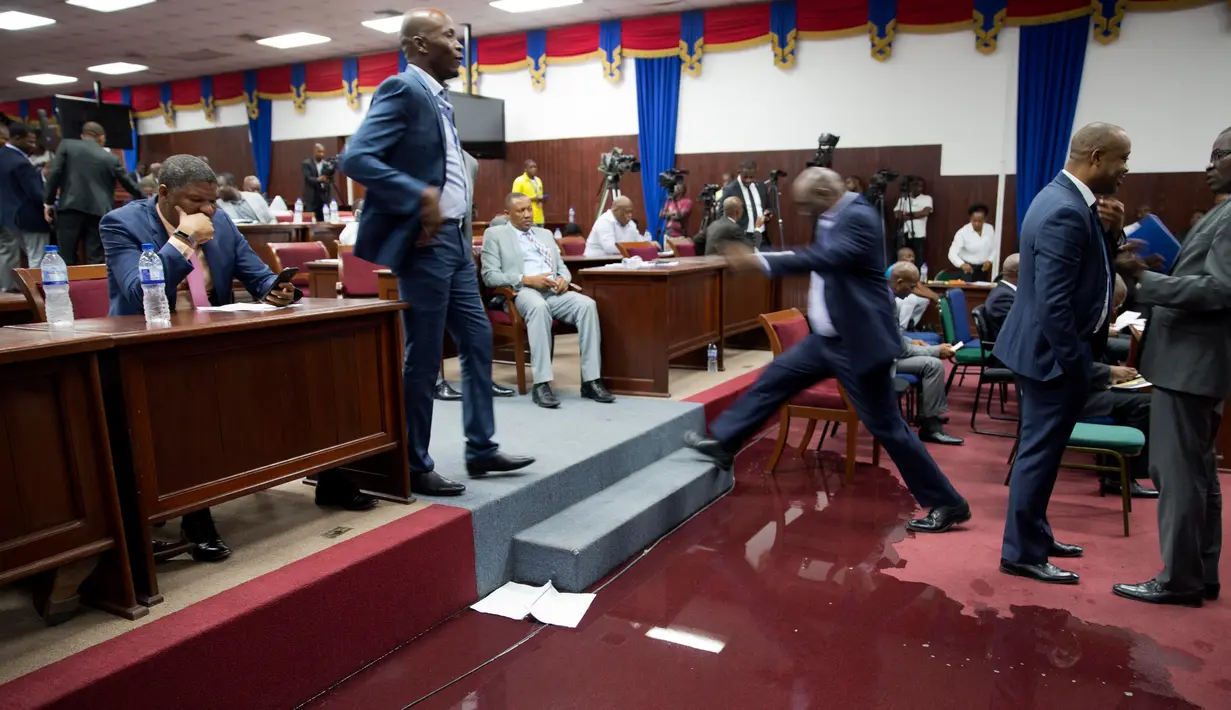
[100,154,375,563]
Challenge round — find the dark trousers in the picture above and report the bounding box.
[907,238,925,266]
[1082,389,1150,479]
[55,209,103,265]
[1151,387,1222,593]
[1105,333,1131,363]
[710,333,964,509]
[396,223,498,474]
[1003,372,1090,563]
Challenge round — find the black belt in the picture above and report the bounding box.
[441,218,463,227]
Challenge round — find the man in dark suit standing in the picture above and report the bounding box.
[0,123,50,292]
[43,121,142,265]
[301,143,332,221]
[720,160,772,249]
[1111,127,1231,607]
[341,8,533,497]
[994,123,1131,585]
[687,168,970,534]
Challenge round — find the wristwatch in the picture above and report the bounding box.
[173,229,196,247]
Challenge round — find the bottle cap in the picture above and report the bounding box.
[44,245,58,253]
[141,243,155,251]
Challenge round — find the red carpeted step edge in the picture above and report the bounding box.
[0,505,476,710]
[683,367,765,427]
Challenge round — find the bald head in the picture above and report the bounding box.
[888,261,920,297]
[400,8,463,82]
[722,195,742,220]
[1114,274,1128,311]
[791,167,846,214]
[612,196,634,226]
[1066,122,1131,194]
[1001,253,1020,284]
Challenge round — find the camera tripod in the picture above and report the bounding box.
[595,173,624,217]
[764,177,787,251]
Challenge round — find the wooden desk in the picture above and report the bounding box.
[377,269,398,300]
[307,259,341,298]
[0,291,33,326]
[580,258,724,397]
[0,329,144,623]
[921,281,994,334]
[238,224,305,272]
[13,299,410,605]
[563,256,621,290]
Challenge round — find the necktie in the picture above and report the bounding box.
[438,94,469,195]
[186,250,211,308]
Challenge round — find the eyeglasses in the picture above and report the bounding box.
[1212,149,1231,163]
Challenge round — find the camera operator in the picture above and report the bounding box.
[721,160,772,249]
[301,142,334,221]
[659,178,692,239]
[894,176,933,263]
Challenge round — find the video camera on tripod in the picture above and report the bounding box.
[595,147,641,215]
[657,167,688,191]
[806,133,840,169]
[319,154,342,179]
[865,167,899,203]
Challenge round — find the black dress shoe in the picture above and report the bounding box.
[683,431,735,469]
[434,380,463,401]
[181,510,231,563]
[581,379,615,403]
[1049,540,1084,558]
[1112,579,1203,607]
[1000,559,1079,585]
[919,426,964,446]
[411,471,466,496]
[1206,583,1220,601]
[905,503,971,533]
[492,382,516,397]
[532,382,560,409]
[315,480,378,511]
[466,451,535,478]
[1100,478,1160,499]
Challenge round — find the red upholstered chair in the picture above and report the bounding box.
[667,238,696,257]
[274,213,294,223]
[14,264,112,322]
[268,242,329,295]
[617,242,659,260]
[557,237,586,256]
[337,245,381,297]
[759,308,881,481]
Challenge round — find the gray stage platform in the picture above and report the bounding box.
[426,391,731,595]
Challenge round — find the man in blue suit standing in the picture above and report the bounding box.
[995,123,1131,584]
[686,168,970,534]
[0,122,50,292]
[102,154,378,562]
[341,8,533,496]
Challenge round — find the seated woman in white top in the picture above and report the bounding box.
[948,203,998,281]
[584,196,641,257]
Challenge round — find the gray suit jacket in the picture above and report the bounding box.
[463,150,478,239]
[704,217,753,255]
[1131,199,1231,398]
[45,138,142,216]
[480,223,570,290]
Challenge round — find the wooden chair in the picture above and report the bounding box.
[337,245,381,297]
[617,242,659,260]
[557,237,586,256]
[483,277,584,395]
[759,308,881,482]
[667,238,696,257]
[13,264,112,322]
[267,242,329,295]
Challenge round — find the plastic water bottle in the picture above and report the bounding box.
[553,227,562,240]
[293,198,304,223]
[41,246,74,327]
[568,207,575,224]
[920,262,929,282]
[138,244,171,326]
[329,199,339,223]
[707,343,718,374]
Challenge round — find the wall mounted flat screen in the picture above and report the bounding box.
[449,92,505,159]
[54,95,134,150]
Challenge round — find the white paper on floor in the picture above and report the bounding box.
[470,581,595,628]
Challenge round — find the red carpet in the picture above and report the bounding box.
[0,505,476,710]
[684,366,764,427]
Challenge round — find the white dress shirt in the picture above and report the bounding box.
[894,194,933,239]
[518,228,553,277]
[948,222,998,269]
[407,64,468,220]
[584,209,641,257]
[1060,169,1111,333]
[740,181,765,234]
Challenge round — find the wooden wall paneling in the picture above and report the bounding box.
[267,137,344,210]
[931,174,1001,272]
[1114,171,1214,238]
[139,126,255,184]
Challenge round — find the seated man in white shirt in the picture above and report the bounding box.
[215,173,276,224]
[948,203,998,281]
[482,193,616,409]
[584,196,641,257]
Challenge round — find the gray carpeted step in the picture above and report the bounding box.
[511,448,733,592]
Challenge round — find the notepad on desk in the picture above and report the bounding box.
[1112,377,1152,391]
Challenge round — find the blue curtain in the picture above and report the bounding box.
[248,98,272,192]
[1015,15,1089,236]
[635,56,682,244]
[120,87,138,172]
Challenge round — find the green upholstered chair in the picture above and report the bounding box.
[939,297,985,391]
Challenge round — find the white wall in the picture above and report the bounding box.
[137,101,247,135]
[1072,2,1231,174]
[270,94,371,141]
[474,59,639,141]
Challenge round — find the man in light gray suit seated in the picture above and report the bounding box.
[481,192,615,409]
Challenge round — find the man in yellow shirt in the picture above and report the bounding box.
[511,159,546,227]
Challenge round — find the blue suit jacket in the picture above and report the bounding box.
[0,146,46,232]
[993,173,1113,381]
[761,194,901,376]
[340,69,447,269]
[101,197,278,315]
